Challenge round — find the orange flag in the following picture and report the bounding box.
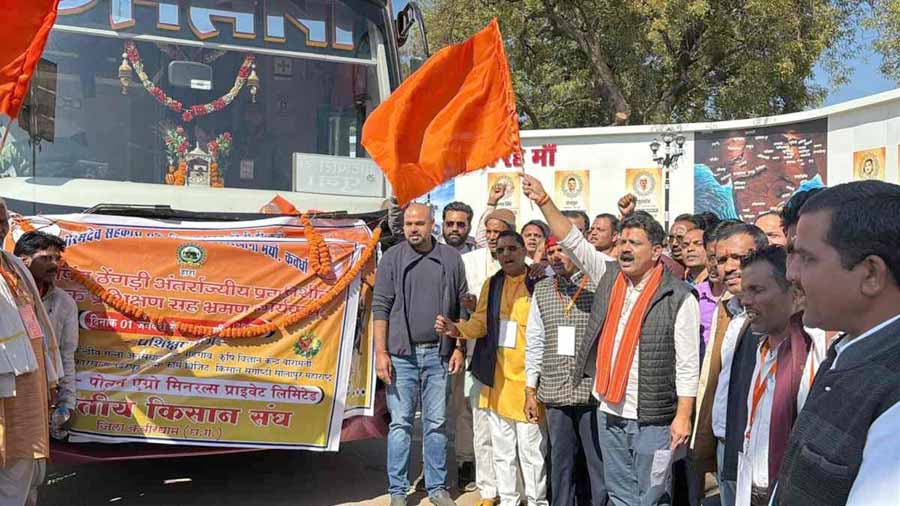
[0,0,60,119]
[362,19,520,205]
[260,195,301,215]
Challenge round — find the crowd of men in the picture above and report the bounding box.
[0,174,898,506]
[373,178,900,506]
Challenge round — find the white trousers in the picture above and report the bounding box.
[0,458,45,506]
[487,411,548,506]
[470,376,497,499]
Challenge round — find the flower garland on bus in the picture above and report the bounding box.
[300,214,335,279]
[206,132,232,187]
[63,218,380,339]
[162,126,189,185]
[122,41,257,122]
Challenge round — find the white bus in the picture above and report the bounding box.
[1,0,427,216]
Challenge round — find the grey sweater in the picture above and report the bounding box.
[372,240,468,357]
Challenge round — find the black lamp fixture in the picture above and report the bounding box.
[649,129,686,231]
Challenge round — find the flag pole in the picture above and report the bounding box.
[0,116,12,155]
[520,148,534,211]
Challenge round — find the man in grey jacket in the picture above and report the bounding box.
[373,203,468,506]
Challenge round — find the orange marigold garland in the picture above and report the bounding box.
[64,225,381,339]
[301,214,335,280]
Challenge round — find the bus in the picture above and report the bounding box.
[0,0,427,216]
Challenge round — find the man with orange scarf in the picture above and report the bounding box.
[0,198,63,506]
[521,174,700,506]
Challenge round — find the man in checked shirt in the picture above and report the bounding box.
[524,234,609,506]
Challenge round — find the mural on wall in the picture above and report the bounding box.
[852,147,886,181]
[693,119,827,221]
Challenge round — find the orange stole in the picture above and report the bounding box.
[593,264,664,404]
[0,334,49,467]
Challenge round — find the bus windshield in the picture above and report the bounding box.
[0,0,395,214]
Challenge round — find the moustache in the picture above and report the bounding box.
[619,254,635,261]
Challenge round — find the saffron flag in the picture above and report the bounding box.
[361,19,521,205]
[260,195,301,215]
[0,0,60,119]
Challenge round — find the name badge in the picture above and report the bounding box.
[498,320,518,348]
[557,326,576,356]
[19,304,44,340]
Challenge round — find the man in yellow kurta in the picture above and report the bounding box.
[0,199,63,506]
[436,230,548,506]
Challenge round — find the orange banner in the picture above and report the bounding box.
[7,214,376,451]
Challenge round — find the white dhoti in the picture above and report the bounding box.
[487,411,548,506]
[470,377,497,499]
[0,458,45,506]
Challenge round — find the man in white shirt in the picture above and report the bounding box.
[588,213,619,259]
[14,231,79,422]
[773,181,900,506]
[731,246,826,506]
[704,223,769,506]
[521,174,700,506]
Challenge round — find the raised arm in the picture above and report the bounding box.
[474,183,506,248]
[521,173,608,283]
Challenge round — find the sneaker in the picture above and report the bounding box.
[429,489,457,506]
[389,495,408,506]
[457,461,476,491]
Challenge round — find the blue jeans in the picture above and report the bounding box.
[598,411,672,506]
[385,346,450,497]
[716,439,737,506]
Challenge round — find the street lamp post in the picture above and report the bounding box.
[650,131,686,232]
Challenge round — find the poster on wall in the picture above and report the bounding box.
[487,172,521,213]
[625,168,664,223]
[852,147,886,181]
[555,170,590,212]
[693,119,827,221]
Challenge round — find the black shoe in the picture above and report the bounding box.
[457,461,476,491]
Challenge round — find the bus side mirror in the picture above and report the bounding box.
[396,2,430,81]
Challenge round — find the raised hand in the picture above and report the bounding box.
[520,173,548,204]
[488,182,507,206]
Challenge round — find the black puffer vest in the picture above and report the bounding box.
[774,317,900,505]
[573,262,695,425]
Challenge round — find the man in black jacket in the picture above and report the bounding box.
[773,181,900,505]
[373,203,468,506]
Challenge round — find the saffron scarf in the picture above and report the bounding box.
[593,264,664,403]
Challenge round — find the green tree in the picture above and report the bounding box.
[868,0,900,81]
[422,0,876,128]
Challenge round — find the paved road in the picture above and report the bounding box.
[40,432,720,506]
[40,437,483,506]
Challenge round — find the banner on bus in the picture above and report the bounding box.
[6,214,377,451]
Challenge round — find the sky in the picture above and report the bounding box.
[812,30,897,106]
[393,1,897,108]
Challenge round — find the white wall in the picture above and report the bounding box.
[452,88,900,229]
